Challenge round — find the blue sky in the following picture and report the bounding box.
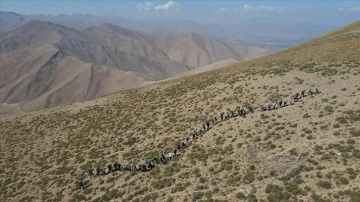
[1,0,359,26]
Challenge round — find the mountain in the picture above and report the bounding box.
[0,21,270,113]
[0,11,110,32]
[0,11,332,47]
[174,59,239,78]
[1,21,359,202]
[0,11,28,31]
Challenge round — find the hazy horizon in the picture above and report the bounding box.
[2,0,359,27]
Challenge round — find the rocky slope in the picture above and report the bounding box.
[0,21,269,114]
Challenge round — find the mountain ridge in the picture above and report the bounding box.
[0,11,333,46]
[0,20,270,114]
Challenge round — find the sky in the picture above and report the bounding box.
[1,0,359,26]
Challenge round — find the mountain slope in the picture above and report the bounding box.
[175,59,239,78]
[0,21,270,114]
[0,21,359,202]
[153,33,266,68]
[0,22,148,113]
[238,20,360,67]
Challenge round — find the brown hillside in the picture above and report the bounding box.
[0,21,270,114]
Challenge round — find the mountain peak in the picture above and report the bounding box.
[14,20,69,32]
[0,11,22,16]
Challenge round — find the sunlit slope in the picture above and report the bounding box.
[234,20,360,68]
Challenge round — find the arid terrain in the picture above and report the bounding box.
[0,21,270,114]
[0,21,359,202]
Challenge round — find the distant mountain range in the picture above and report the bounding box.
[0,11,332,47]
[0,20,269,113]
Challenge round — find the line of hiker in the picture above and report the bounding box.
[82,85,321,186]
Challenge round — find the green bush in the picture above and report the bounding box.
[236,192,246,199]
[243,172,255,184]
[317,180,332,189]
[338,176,349,185]
[153,178,173,190]
[192,192,204,201]
[70,193,86,202]
[303,113,310,118]
[324,105,334,113]
[267,192,291,202]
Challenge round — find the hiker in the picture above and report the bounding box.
[192,130,196,139]
[182,141,187,148]
[301,90,306,97]
[88,169,95,177]
[168,152,174,161]
[278,100,283,108]
[260,103,268,111]
[79,180,85,189]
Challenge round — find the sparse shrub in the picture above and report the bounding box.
[289,123,297,128]
[350,129,360,137]
[338,176,349,185]
[289,148,298,156]
[317,180,332,189]
[306,135,314,140]
[333,123,340,128]
[285,182,301,195]
[236,192,246,199]
[204,191,212,199]
[347,167,356,176]
[199,177,206,183]
[153,178,173,190]
[336,117,348,124]
[333,131,341,136]
[192,192,204,201]
[324,105,334,113]
[311,193,331,202]
[266,184,291,202]
[347,139,355,144]
[321,68,338,76]
[243,172,255,184]
[71,193,86,202]
[346,190,360,202]
[316,171,323,178]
